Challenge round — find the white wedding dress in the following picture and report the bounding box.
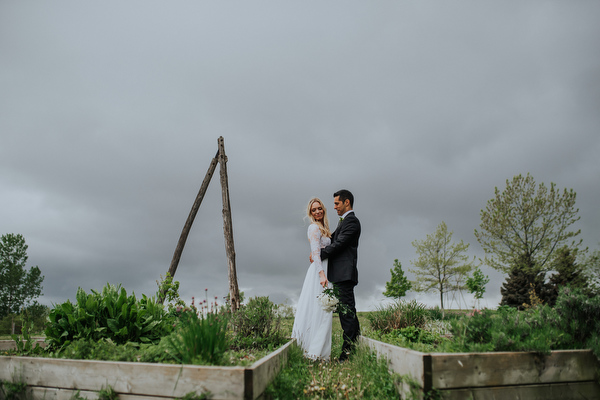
[291,223,333,360]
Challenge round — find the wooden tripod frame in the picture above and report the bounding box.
[160,136,241,312]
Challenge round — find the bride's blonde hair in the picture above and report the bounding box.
[307,197,332,238]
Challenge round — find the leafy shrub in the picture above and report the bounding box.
[553,286,600,357]
[367,299,428,333]
[166,308,229,365]
[450,303,574,354]
[45,283,173,349]
[229,296,285,349]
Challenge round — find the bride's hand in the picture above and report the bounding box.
[319,271,328,288]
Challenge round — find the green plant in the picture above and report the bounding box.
[383,259,412,299]
[176,391,211,400]
[166,308,229,365]
[11,321,43,356]
[156,273,186,312]
[0,379,27,400]
[44,283,173,349]
[98,385,118,400]
[229,296,285,350]
[554,286,600,357]
[367,299,428,334]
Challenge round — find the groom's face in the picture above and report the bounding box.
[333,196,351,216]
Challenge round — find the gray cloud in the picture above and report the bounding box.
[1,1,599,311]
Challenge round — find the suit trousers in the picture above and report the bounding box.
[336,280,360,357]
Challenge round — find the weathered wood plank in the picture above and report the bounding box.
[247,339,294,400]
[439,381,600,400]
[431,349,600,389]
[0,339,294,400]
[360,337,425,384]
[0,356,244,399]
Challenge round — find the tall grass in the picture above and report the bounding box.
[264,314,401,399]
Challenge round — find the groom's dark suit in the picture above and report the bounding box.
[321,211,361,360]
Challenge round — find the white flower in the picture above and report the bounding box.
[317,291,338,312]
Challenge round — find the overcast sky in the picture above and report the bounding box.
[2,2,599,312]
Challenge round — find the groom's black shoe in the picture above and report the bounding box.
[338,351,350,363]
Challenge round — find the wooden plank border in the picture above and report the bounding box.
[0,339,294,400]
[361,336,600,399]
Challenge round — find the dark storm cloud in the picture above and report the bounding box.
[1,1,599,310]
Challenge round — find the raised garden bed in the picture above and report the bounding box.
[361,336,600,400]
[0,339,294,400]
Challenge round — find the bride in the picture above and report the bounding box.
[291,197,333,360]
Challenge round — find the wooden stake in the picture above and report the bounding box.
[218,136,241,312]
[159,150,219,303]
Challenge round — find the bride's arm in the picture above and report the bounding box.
[308,224,328,287]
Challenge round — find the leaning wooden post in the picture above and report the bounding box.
[218,136,241,312]
[159,150,219,304]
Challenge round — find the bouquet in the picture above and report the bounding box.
[317,287,339,312]
[317,285,351,315]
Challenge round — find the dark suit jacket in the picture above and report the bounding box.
[321,212,361,284]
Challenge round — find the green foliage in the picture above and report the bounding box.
[447,288,600,357]
[581,245,600,295]
[44,283,173,349]
[409,221,474,312]
[0,379,27,400]
[98,385,119,400]
[367,299,428,334]
[383,259,412,299]
[11,321,43,356]
[0,233,44,319]
[500,258,552,309]
[229,296,285,350]
[176,391,211,400]
[475,173,582,274]
[166,307,229,365]
[156,273,186,311]
[265,343,400,399]
[546,247,589,306]
[553,287,600,356]
[465,266,489,304]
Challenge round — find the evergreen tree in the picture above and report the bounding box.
[500,255,551,309]
[546,247,588,306]
[383,259,412,299]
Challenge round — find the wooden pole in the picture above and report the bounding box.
[159,150,219,303]
[218,136,241,312]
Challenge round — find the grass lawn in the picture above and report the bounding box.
[264,313,401,399]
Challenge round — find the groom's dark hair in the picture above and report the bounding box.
[334,189,354,208]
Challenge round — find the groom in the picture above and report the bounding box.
[320,189,361,362]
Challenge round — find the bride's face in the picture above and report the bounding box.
[310,201,325,222]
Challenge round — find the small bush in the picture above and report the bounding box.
[367,299,428,333]
[229,296,285,349]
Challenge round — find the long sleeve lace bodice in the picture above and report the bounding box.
[308,224,331,273]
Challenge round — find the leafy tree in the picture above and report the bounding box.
[0,233,44,318]
[409,221,474,314]
[466,266,489,308]
[475,173,582,274]
[383,259,412,299]
[581,245,600,296]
